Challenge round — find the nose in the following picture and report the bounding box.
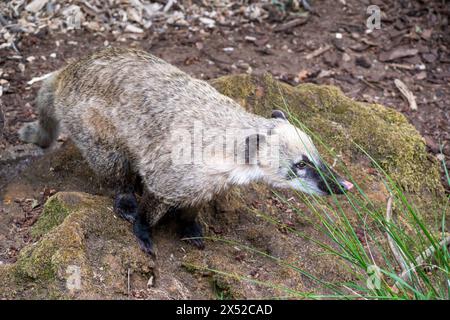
[340,180,354,191]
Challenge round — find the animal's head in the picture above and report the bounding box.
[243,110,353,196]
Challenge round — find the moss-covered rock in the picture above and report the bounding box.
[1,192,154,299]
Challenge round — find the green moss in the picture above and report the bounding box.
[31,195,70,238]
[211,73,442,193]
[15,233,64,281]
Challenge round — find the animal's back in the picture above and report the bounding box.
[50,48,259,204]
[54,47,248,147]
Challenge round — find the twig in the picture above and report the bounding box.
[415,236,450,266]
[363,213,376,266]
[359,78,377,90]
[163,0,176,13]
[305,45,331,60]
[0,103,4,138]
[394,79,418,111]
[388,63,415,70]
[27,72,54,86]
[393,236,450,289]
[127,268,131,296]
[0,13,8,26]
[273,17,309,32]
[385,197,409,275]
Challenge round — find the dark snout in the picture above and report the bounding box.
[311,164,354,195]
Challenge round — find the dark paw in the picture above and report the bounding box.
[136,236,155,256]
[179,221,205,250]
[114,193,138,223]
[133,219,155,256]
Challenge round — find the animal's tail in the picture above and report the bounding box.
[19,72,59,148]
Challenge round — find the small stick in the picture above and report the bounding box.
[127,268,131,296]
[388,63,415,70]
[394,79,418,111]
[415,236,450,266]
[385,197,409,275]
[163,0,176,13]
[274,17,309,32]
[305,45,331,60]
[393,236,450,289]
[0,103,4,137]
[27,72,53,86]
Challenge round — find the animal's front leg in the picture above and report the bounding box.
[133,190,170,256]
[176,207,205,250]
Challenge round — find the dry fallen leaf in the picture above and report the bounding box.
[394,79,418,111]
[25,0,49,13]
[379,48,418,62]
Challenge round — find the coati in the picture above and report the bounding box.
[19,47,353,255]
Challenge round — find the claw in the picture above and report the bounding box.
[182,237,205,250]
[133,216,154,257]
[136,237,155,256]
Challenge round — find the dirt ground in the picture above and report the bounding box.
[0,0,449,276]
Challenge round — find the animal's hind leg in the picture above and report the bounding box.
[133,190,172,256]
[19,74,58,147]
[176,207,204,249]
[112,158,139,223]
[81,143,139,223]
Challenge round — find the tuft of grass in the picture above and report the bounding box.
[204,103,449,300]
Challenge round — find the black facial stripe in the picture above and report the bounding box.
[288,159,345,195]
[315,165,345,194]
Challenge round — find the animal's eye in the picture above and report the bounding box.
[295,161,307,169]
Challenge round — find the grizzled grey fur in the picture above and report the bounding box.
[19,48,351,253]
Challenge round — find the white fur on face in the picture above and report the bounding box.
[227,165,265,185]
[264,122,328,195]
[285,178,326,195]
[274,123,321,166]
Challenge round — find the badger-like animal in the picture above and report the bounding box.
[19,48,353,255]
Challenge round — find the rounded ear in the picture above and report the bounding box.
[271,110,287,120]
